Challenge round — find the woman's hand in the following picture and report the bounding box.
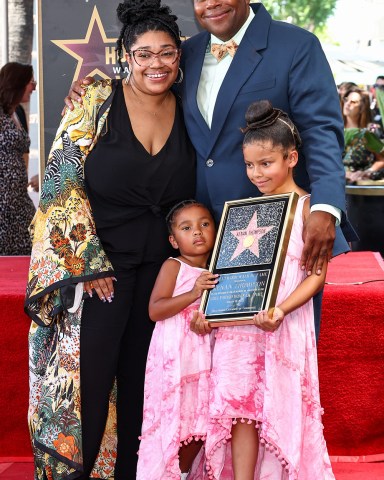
[253,306,285,332]
[83,276,115,303]
[190,310,212,335]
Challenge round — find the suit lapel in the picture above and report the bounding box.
[209,4,271,148]
[184,32,212,145]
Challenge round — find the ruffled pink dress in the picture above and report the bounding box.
[205,195,335,480]
[137,258,213,480]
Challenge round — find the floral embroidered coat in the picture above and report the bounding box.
[25,80,118,480]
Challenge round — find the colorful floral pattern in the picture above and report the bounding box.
[26,80,118,479]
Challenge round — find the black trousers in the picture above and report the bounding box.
[78,215,174,479]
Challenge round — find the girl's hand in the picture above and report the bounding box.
[83,276,115,303]
[191,271,219,299]
[190,310,212,335]
[253,306,285,332]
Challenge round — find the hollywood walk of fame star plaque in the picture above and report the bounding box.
[200,192,298,326]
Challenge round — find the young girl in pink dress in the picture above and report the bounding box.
[137,200,218,480]
[192,100,335,480]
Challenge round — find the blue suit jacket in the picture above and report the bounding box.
[180,3,353,254]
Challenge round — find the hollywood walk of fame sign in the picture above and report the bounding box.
[37,0,200,168]
[200,192,299,327]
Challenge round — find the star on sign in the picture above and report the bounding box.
[51,6,118,83]
[230,211,275,261]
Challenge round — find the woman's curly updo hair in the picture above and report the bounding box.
[116,0,181,68]
[242,100,302,154]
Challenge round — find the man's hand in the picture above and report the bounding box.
[301,211,335,276]
[62,76,96,115]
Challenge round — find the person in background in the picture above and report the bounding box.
[0,62,36,255]
[25,0,195,478]
[338,81,357,100]
[342,87,384,184]
[370,75,384,132]
[192,100,335,480]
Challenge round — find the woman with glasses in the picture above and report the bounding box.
[342,87,384,183]
[0,62,36,255]
[25,1,195,479]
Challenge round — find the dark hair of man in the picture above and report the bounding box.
[116,0,181,69]
[242,100,302,156]
[166,199,211,234]
[376,76,384,82]
[0,62,33,114]
[343,87,371,129]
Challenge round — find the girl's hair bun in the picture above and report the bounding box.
[245,100,279,128]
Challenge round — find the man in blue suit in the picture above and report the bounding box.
[180,0,351,275]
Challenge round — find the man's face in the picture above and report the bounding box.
[193,0,251,42]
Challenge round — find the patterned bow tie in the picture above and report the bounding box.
[210,39,238,62]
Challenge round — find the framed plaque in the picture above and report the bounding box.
[200,192,298,327]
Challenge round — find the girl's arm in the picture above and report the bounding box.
[149,259,218,322]
[277,263,327,317]
[254,196,327,332]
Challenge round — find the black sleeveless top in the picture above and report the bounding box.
[85,81,196,231]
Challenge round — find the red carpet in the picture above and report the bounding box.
[1,460,384,479]
[319,251,384,460]
[0,257,31,457]
[1,253,384,468]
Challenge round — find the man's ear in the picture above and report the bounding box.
[169,235,179,250]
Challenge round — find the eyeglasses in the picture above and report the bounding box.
[373,83,384,90]
[130,49,180,67]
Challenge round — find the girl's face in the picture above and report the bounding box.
[343,92,361,119]
[243,140,298,195]
[21,77,36,103]
[126,30,180,95]
[169,205,216,257]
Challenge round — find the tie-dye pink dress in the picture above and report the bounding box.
[204,195,335,480]
[137,258,212,479]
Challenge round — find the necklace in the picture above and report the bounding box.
[128,82,170,117]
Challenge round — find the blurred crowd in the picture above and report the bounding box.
[338,75,384,184]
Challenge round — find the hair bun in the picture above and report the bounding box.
[245,99,279,126]
[117,0,162,25]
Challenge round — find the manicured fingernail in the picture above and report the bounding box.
[307,270,311,276]
[110,292,114,298]
[101,296,106,302]
[107,297,112,303]
[89,292,93,298]
[112,277,117,282]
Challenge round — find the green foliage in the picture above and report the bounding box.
[260,0,337,34]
